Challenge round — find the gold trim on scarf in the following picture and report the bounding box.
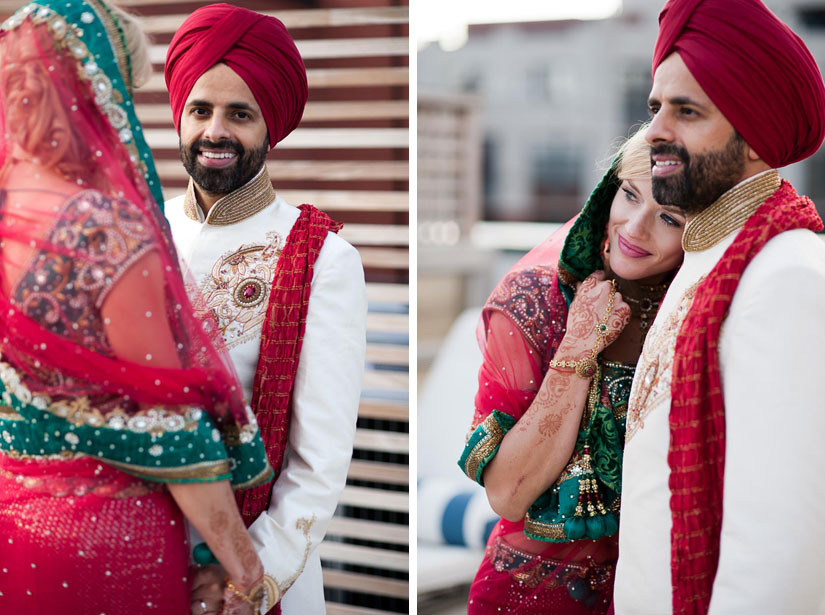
[86,0,131,93]
[105,457,231,481]
[463,413,506,482]
[682,170,781,252]
[232,461,273,491]
[0,404,23,421]
[184,167,277,226]
[523,512,567,540]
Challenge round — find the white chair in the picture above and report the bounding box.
[417,308,498,597]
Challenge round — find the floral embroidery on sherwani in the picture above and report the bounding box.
[199,230,283,349]
[625,280,701,442]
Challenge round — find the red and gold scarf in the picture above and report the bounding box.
[236,204,342,527]
[668,180,823,614]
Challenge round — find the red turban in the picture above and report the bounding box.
[164,3,307,149]
[653,0,825,168]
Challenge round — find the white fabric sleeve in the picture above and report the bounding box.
[710,231,825,614]
[246,235,367,606]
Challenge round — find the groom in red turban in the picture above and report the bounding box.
[614,1,825,614]
[163,5,367,615]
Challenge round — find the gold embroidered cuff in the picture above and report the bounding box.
[261,574,281,611]
[459,410,516,485]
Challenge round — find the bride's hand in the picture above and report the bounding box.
[559,271,630,358]
[191,564,225,614]
[219,571,264,615]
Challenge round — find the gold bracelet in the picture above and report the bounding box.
[548,279,616,380]
[225,577,265,611]
[547,357,599,379]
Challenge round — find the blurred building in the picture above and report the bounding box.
[419,0,825,225]
[417,0,825,369]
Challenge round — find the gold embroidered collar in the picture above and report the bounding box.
[183,166,277,226]
[682,169,781,252]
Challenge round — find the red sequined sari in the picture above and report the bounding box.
[0,1,269,612]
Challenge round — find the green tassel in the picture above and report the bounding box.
[564,517,586,540]
[603,513,618,537]
[585,515,605,539]
[193,542,217,566]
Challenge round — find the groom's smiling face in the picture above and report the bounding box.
[646,52,749,215]
[179,63,269,197]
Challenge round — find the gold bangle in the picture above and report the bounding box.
[548,279,616,380]
[225,577,265,611]
[547,356,599,379]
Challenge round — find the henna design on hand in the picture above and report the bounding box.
[527,369,577,443]
[563,272,630,354]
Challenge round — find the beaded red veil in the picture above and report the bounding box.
[0,6,250,430]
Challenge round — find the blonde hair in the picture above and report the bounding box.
[614,122,651,181]
[109,3,153,89]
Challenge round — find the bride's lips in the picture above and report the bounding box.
[617,234,652,258]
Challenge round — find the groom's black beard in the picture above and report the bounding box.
[180,135,268,196]
[651,131,746,216]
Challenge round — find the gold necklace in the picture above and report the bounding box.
[682,170,781,252]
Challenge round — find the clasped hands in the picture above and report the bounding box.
[190,564,258,615]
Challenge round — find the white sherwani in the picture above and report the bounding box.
[614,171,825,614]
[166,168,367,614]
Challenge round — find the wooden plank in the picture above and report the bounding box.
[307,67,409,89]
[362,370,407,394]
[323,569,408,599]
[301,100,408,121]
[366,283,408,304]
[366,312,408,333]
[320,541,408,571]
[339,486,408,513]
[357,400,407,422]
[149,38,407,64]
[358,247,408,270]
[327,517,408,545]
[269,161,408,182]
[347,459,408,485]
[151,159,408,183]
[293,37,409,60]
[142,127,408,150]
[138,67,409,93]
[136,101,408,124]
[277,191,408,213]
[326,603,399,615]
[354,428,408,454]
[365,343,408,367]
[280,128,408,149]
[137,7,408,32]
[340,224,407,247]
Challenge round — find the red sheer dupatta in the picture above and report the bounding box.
[0,5,268,484]
[464,219,617,614]
[472,218,574,429]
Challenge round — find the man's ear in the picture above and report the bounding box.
[745,142,761,162]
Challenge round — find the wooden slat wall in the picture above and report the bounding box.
[0,1,409,612]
